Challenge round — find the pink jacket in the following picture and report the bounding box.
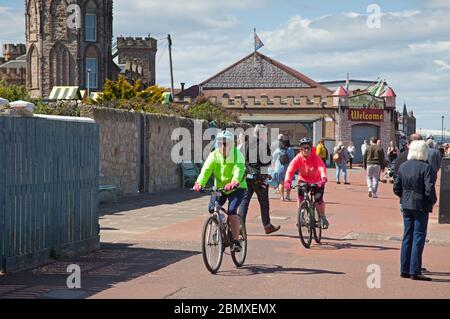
[285,152,327,184]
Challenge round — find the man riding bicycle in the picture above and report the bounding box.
[284,138,330,229]
[193,130,247,252]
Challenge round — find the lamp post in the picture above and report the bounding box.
[442,116,445,144]
[87,68,92,100]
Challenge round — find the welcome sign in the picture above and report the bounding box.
[348,109,384,121]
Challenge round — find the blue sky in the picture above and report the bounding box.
[1,0,450,130]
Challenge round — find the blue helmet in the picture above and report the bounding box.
[216,130,234,142]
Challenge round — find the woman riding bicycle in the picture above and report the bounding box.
[193,130,247,252]
[284,138,330,229]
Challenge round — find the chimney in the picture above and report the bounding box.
[181,82,185,92]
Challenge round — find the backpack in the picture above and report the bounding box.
[279,149,290,165]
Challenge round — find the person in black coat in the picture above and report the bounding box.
[239,125,281,235]
[393,140,437,281]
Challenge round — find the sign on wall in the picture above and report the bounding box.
[349,109,384,121]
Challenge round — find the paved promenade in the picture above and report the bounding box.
[1,168,449,299]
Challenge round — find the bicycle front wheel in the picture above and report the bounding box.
[202,216,223,274]
[231,216,248,268]
[297,202,313,248]
[313,204,322,244]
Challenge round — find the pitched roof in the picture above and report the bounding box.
[381,87,396,97]
[332,86,349,97]
[200,52,331,92]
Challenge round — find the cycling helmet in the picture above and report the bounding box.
[299,137,313,146]
[216,130,234,142]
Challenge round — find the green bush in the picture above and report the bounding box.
[34,101,82,117]
[0,80,31,102]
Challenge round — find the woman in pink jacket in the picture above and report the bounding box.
[284,138,330,229]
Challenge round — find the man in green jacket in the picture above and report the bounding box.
[193,130,247,252]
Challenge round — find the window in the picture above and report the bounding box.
[86,58,98,89]
[85,14,97,42]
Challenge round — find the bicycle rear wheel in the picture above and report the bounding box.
[202,216,223,274]
[297,202,313,248]
[231,216,247,268]
[313,204,322,244]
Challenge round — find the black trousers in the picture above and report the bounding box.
[239,179,271,227]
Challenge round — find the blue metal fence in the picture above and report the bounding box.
[0,116,100,272]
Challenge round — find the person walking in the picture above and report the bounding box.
[388,141,399,164]
[239,125,281,235]
[333,142,350,185]
[316,139,329,166]
[394,140,437,281]
[363,137,386,198]
[273,138,295,201]
[361,140,369,158]
[426,139,442,183]
[347,142,356,169]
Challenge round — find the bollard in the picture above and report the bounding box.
[439,157,450,224]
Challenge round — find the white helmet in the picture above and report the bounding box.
[216,130,234,142]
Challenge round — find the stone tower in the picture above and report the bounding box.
[2,44,26,62]
[25,0,115,98]
[116,37,157,86]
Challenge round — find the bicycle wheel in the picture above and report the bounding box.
[231,216,247,268]
[313,204,322,244]
[201,216,223,274]
[297,202,313,248]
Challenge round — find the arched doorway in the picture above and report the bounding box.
[352,124,379,163]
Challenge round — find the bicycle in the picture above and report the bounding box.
[293,183,323,248]
[195,187,247,274]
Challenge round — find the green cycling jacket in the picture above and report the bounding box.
[196,147,247,193]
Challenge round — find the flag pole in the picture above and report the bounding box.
[253,28,256,67]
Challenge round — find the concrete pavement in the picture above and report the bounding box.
[1,167,449,299]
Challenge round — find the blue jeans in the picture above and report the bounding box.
[335,162,348,183]
[208,188,246,216]
[401,209,429,275]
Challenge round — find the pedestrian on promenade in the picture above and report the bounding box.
[394,140,437,281]
[333,142,350,185]
[239,125,281,235]
[316,139,329,166]
[388,141,399,164]
[394,134,422,178]
[273,138,295,201]
[426,139,442,183]
[363,137,386,198]
[361,140,369,158]
[347,142,356,169]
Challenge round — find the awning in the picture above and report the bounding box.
[49,86,82,100]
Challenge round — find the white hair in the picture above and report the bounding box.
[338,141,344,147]
[408,140,429,161]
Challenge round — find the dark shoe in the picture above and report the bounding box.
[337,181,341,185]
[401,273,411,279]
[232,240,242,253]
[411,274,432,281]
[421,267,429,273]
[344,182,350,185]
[265,224,281,235]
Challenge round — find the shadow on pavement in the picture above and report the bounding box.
[218,264,345,277]
[0,243,198,299]
[100,189,206,216]
[251,234,398,251]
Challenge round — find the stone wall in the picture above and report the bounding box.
[82,107,141,196]
[82,106,252,197]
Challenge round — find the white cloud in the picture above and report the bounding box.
[0,7,25,45]
[434,60,450,71]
